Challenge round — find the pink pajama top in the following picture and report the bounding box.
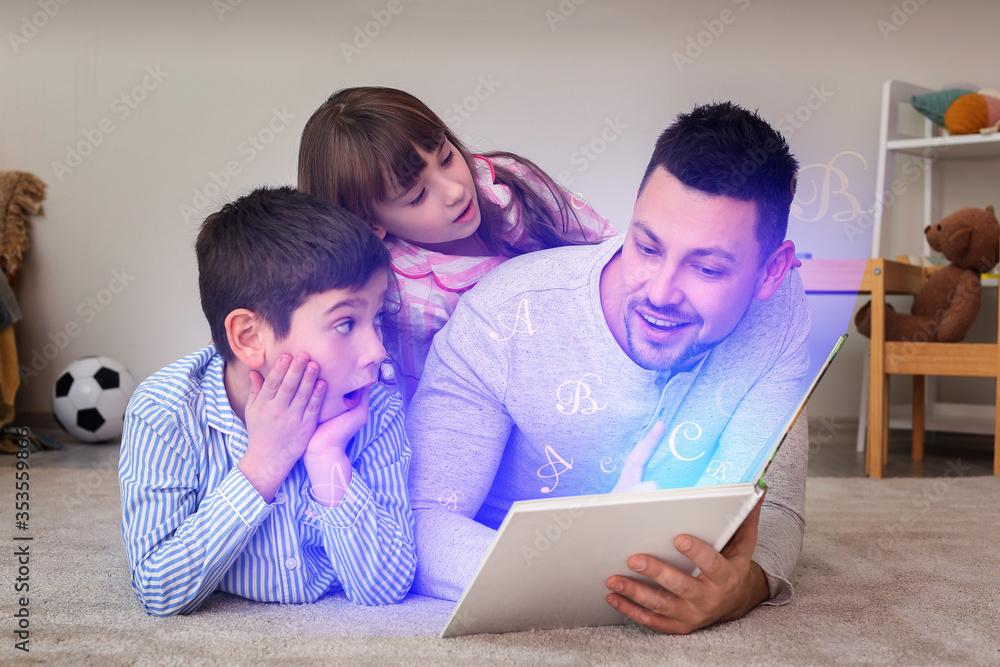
[384,155,616,405]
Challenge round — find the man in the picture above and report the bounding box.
[406,102,810,634]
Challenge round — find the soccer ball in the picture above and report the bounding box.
[52,356,137,443]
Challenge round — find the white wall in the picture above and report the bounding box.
[3,0,999,417]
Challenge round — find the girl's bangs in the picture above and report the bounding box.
[375,118,446,199]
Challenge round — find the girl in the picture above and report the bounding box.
[298,86,616,404]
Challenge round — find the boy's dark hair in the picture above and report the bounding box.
[639,101,798,260]
[196,186,392,362]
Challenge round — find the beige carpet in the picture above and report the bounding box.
[2,453,998,666]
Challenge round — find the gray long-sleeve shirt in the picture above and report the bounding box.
[407,236,810,603]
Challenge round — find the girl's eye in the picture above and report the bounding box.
[408,189,426,206]
[442,149,455,166]
[335,320,354,335]
[373,312,384,328]
[636,241,657,256]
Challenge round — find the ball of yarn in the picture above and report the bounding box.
[982,94,1000,129]
[944,93,989,135]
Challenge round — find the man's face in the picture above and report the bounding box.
[261,270,388,422]
[614,167,768,372]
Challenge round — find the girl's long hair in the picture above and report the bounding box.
[297,86,594,257]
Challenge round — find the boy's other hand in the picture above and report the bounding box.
[303,386,371,507]
[239,353,325,502]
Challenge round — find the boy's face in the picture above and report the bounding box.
[261,270,388,422]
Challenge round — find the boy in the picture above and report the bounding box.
[119,186,415,616]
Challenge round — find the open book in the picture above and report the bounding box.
[441,333,847,637]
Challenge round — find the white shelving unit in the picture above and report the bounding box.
[886,133,1000,159]
[865,79,999,445]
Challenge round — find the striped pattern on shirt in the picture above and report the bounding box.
[119,345,415,616]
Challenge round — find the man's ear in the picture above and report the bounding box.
[754,240,798,301]
[225,309,267,370]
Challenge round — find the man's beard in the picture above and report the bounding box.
[623,299,712,372]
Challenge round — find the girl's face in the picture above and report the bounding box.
[371,140,481,253]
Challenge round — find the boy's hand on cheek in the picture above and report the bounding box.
[239,353,325,503]
[303,386,371,507]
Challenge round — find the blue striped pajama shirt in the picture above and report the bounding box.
[119,345,415,616]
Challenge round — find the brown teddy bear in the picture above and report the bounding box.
[855,205,1000,343]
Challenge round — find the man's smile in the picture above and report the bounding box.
[639,313,691,330]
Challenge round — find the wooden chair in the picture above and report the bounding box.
[865,258,1000,477]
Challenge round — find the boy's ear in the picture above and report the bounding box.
[754,240,798,301]
[225,309,267,370]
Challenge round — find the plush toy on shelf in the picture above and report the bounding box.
[910,87,1000,135]
[855,205,1000,343]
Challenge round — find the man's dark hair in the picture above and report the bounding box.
[638,101,798,259]
[196,186,392,362]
